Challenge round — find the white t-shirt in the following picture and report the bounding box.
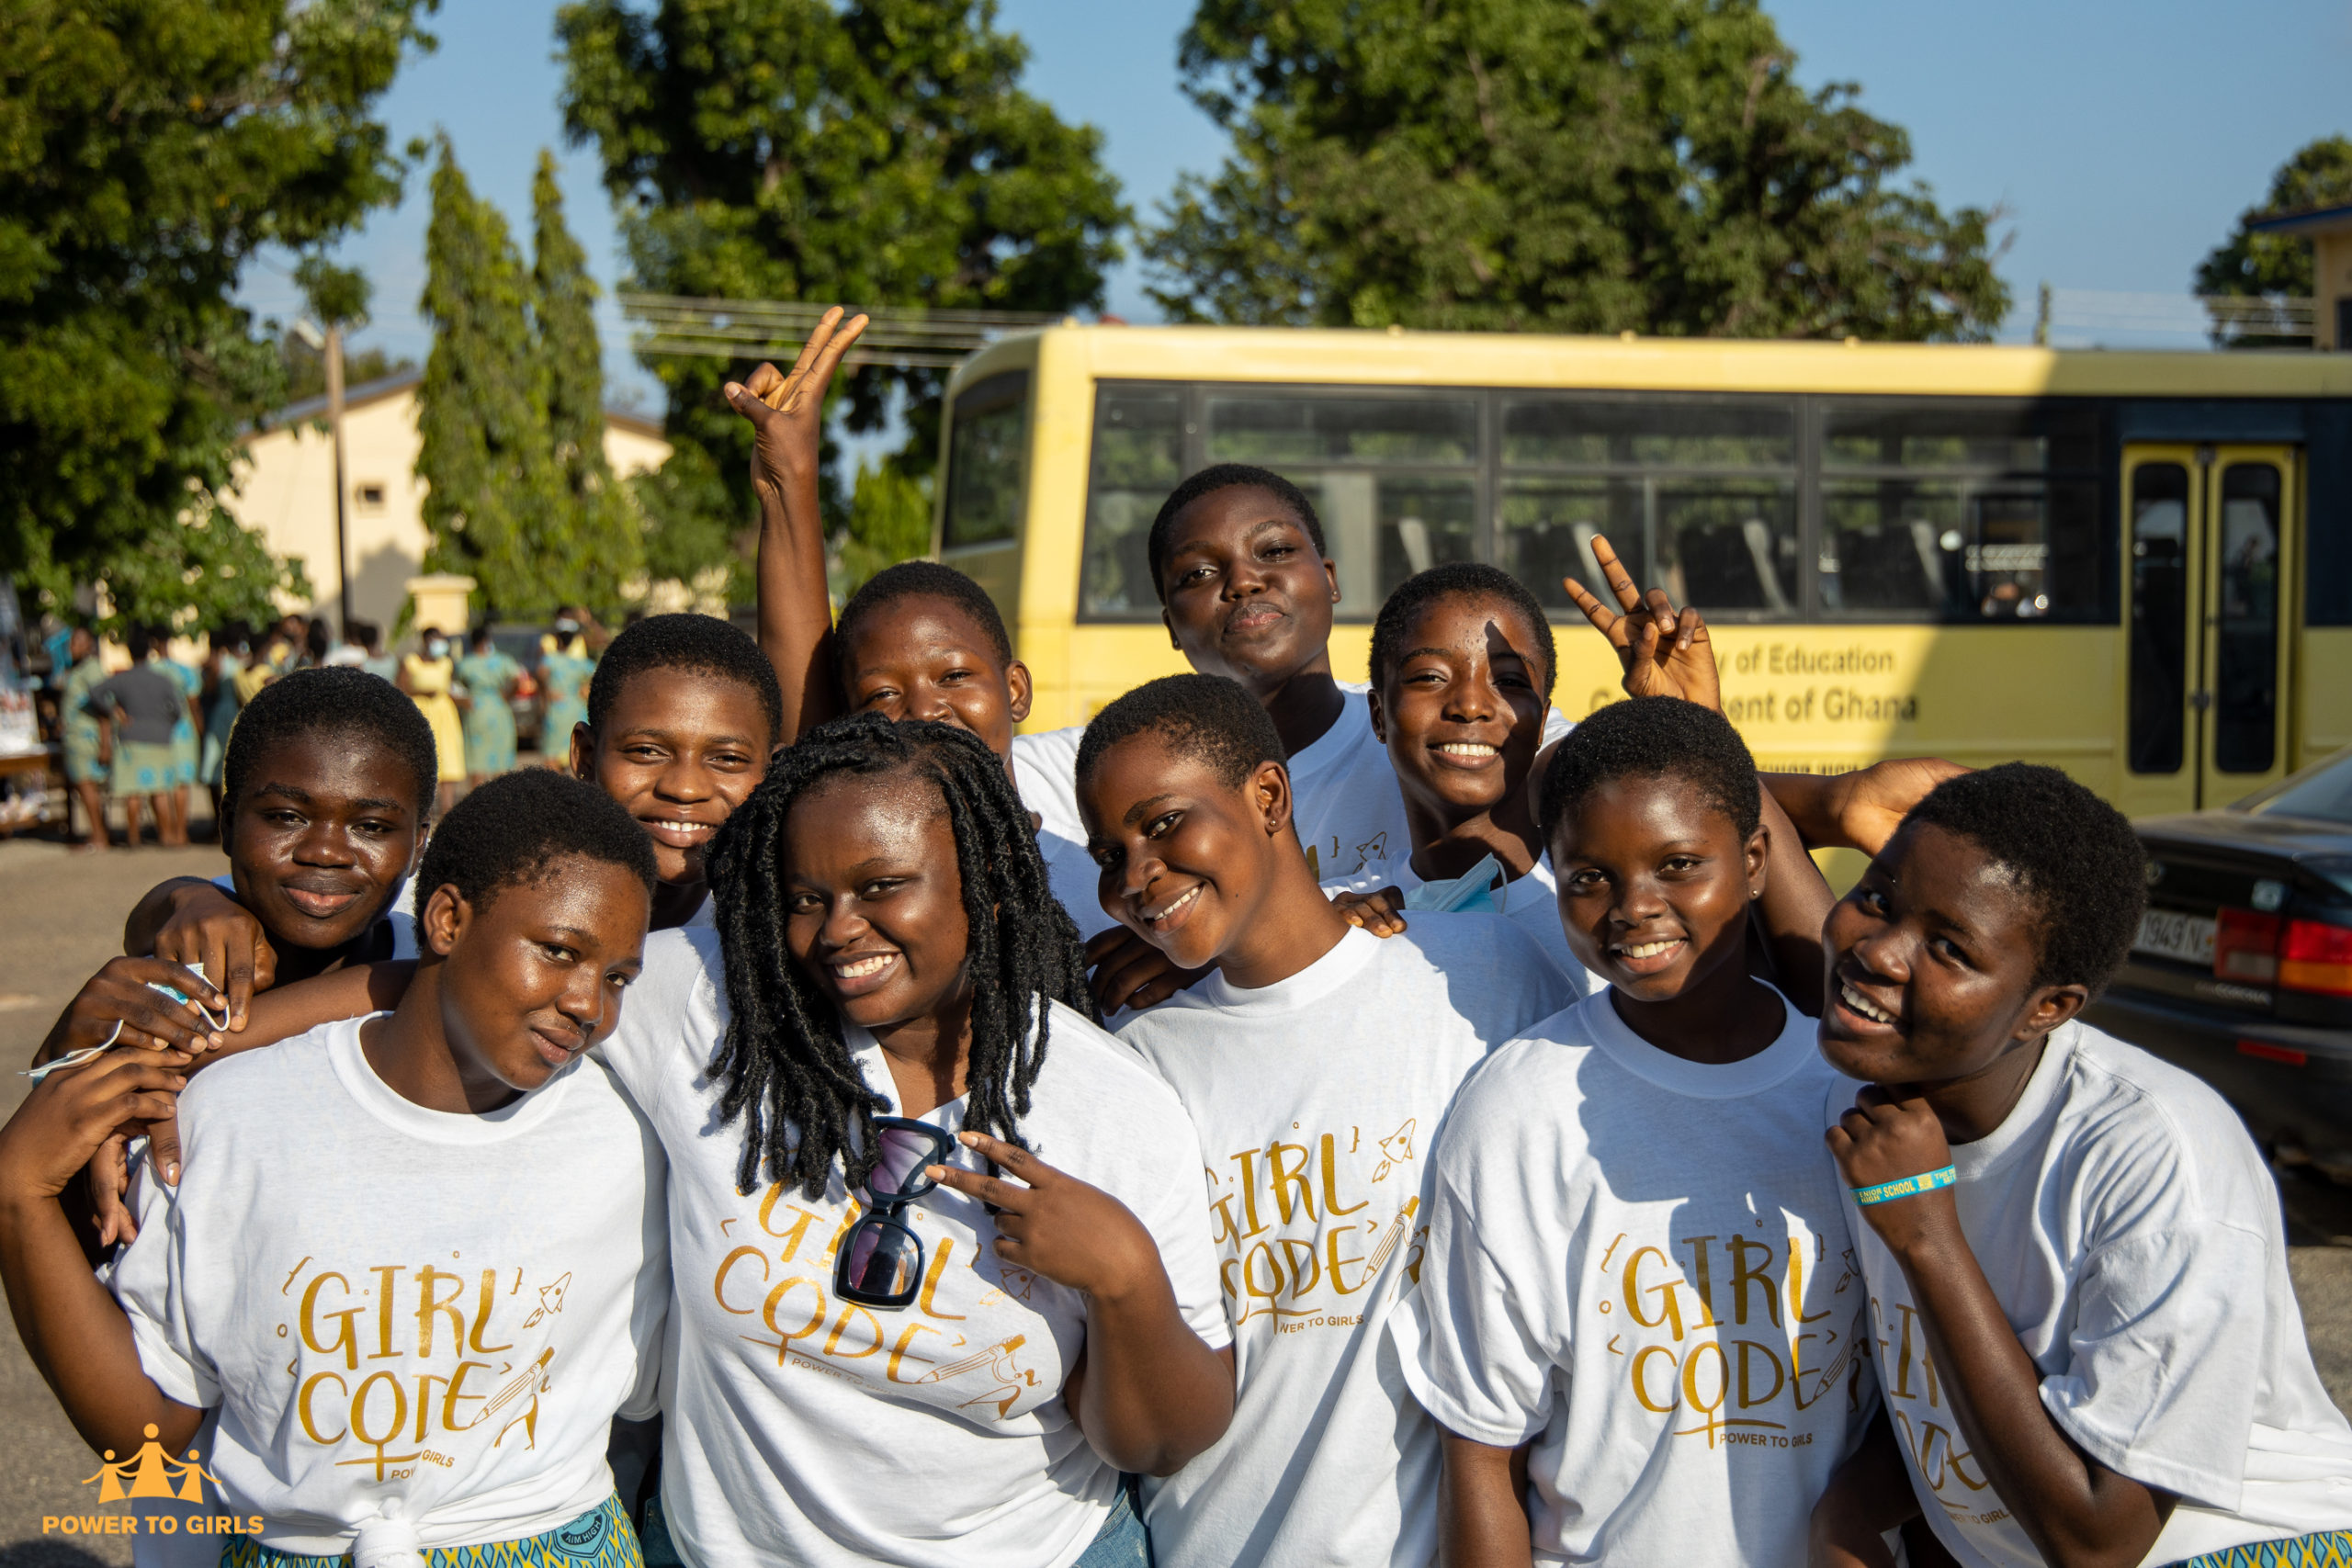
[1010,725,1116,942]
[111,1018,669,1558]
[1327,850,1594,998]
[209,872,418,959]
[594,927,1229,1568]
[1394,987,1876,1566]
[1118,916,1578,1568]
[1840,1021,2352,1565]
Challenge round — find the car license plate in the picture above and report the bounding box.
[2135,908,2217,966]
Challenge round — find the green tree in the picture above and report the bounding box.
[1146,0,2007,341]
[557,0,1126,588]
[533,149,643,593]
[0,0,430,626]
[841,460,933,593]
[415,140,570,619]
[2197,136,2352,347]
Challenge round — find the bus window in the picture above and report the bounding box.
[2213,462,2282,773]
[1498,396,1797,614]
[1818,402,2104,620]
[1079,387,1185,615]
[1204,393,1478,611]
[943,373,1029,548]
[2128,463,2189,774]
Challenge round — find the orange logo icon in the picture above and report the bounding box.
[80,1425,220,1505]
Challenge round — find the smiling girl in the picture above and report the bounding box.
[1079,674,1575,1568]
[568,614,783,932]
[0,770,669,1568]
[112,668,438,1032]
[1388,694,1876,1566]
[1811,765,2352,1568]
[594,714,1233,1568]
[1334,562,1589,987]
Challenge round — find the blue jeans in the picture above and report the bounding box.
[1071,1481,1148,1568]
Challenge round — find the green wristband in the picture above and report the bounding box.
[1852,1166,1956,1206]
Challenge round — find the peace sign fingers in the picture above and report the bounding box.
[763,306,872,416]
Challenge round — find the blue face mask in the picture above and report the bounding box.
[1404,853,1507,916]
[424,639,447,659]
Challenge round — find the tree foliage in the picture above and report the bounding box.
[0,0,431,627]
[2197,136,2352,346]
[842,460,933,593]
[534,149,637,570]
[1146,0,2008,341]
[415,141,642,619]
[557,0,1125,587]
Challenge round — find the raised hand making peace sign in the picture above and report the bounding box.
[722,304,871,515]
[1561,534,1721,710]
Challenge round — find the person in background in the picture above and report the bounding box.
[457,625,522,786]
[58,625,110,853]
[154,627,202,843]
[197,625,248,825]
[89,628,194,848]
[344,620,397,683]
[318,621,366,668]
[537,607,602,767]
[397,626,468,814]
[238,623,292,703]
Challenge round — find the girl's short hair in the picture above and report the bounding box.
[1539,697,1759,843]
[413,769,655,914]
[221,667,438,822]
[1077,673,1286,792]
[1146,464,1327,603]
[1369,563,1557,701]
[1902,763,2146,992]
[833,559,1013,671]
[586,613,784,739]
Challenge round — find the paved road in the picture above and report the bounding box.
[0,832,2349,1563]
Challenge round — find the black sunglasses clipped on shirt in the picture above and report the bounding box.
[835,1116,957,1310]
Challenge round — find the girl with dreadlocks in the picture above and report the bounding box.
[596,713,1233,1568]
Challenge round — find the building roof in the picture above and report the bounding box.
[250,369,662,442]
[2248,201,2352,237]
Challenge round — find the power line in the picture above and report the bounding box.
[617,293,1065,368]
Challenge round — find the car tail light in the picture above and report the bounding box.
[2280,919,2352,997]
[2238,1039,2309,1066]
[2214,908,2281,982]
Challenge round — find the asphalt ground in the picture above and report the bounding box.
[0,826,2348,1563]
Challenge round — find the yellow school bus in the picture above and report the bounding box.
[930,324,2352,819]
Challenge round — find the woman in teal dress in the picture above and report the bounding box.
[455,626,522,784]
[535,608,599,768]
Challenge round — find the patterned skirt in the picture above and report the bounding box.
[112,739,188,795]
[2172,1530,2352,1566]
[221,1495,639,1568]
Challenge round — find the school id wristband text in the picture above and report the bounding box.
[1851,1166,1956,1206]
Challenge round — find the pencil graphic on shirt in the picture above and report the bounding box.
[920,1334,1027,1383]
[484,1348,554,1417]
[1366,1197,1421,1274]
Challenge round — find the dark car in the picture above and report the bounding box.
[2090,747,2352,1179]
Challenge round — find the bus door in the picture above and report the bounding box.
[2119,444,2300,817]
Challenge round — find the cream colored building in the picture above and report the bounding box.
[217,371,672,633]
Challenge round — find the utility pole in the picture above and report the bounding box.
[325,321,351,630]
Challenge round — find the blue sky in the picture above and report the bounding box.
[239,0,2352,416]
